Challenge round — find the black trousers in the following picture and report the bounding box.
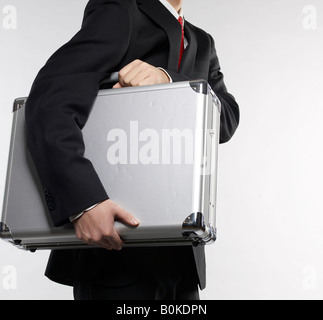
[73,247,200,300]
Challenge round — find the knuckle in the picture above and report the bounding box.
[123,75,131,85]
[75,231,87,242]
[76,234,84,242]
[86,232,100,243]
[92,235,102,243]
[80,235,89,243]
[75,230,82,240]
[86,235,93,243]
[103,230,113,239]
[119,70,126,79]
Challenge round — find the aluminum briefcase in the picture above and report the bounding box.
[0,80,221,251]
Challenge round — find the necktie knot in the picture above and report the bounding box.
[178,16,184,28]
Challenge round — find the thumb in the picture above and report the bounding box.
[114,205,140,227]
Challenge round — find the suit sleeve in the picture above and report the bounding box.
[207,35,240,144]
[164,36,239,144]
[25,0,131,226]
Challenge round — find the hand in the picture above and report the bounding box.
[73,199,140,251]
[113,59,170,88]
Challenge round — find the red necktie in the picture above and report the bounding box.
[178,16,185,70]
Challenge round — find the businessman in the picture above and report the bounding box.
[25,0,239,300]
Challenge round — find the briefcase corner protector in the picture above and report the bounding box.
[13,97,27,113]
[182,212,217,246]
[189,79,221,114]
[0,222,17,245]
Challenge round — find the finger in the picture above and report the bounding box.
[125,69,149,87]
[120,68,143,87]
[119,59,142,79]
[119,60,146,87]
[87,233,121,251]
[99,238,117,251]
[103,229,124,251]
[89,239,113,251]
[113,82,122,89]
[138,74,156,87]
[118,60,142,87]
[113,204,140,227]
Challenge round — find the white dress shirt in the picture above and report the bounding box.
[159,0,188,49]
[159,0,183,20]
[70,0,187,222]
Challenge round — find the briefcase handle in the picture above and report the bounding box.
[99,72,119,89]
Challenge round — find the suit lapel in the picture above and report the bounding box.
[179,21,198,75]
[137,0,182,71]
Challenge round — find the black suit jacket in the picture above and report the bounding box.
[25,0,239,290]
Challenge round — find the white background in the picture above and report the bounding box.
[0,0,322,300]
